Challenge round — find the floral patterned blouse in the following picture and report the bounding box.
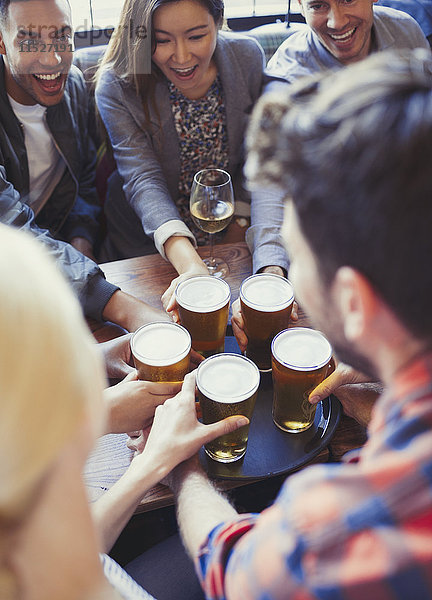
[169,76,229,244]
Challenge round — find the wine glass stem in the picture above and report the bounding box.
[208,232,216,268]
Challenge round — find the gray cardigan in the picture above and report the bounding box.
[96,31,265,249]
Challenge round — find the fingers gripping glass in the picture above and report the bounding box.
[190,168,235,278]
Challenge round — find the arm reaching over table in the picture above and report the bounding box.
[92,372,248,553]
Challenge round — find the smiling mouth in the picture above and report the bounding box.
[170,65,197,78]
[33,72,62,81]
[329,27,356,43]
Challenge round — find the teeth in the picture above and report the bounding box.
[172,66,195,75]
[330,28,355,41]
[34,72,61,81]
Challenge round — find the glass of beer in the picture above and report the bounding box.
[131,322,191,382]
[271,327,333,433]
[176,276,230,358]
[197,353,260,463]
[240,273,295,371]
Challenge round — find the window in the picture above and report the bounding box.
[71,0,290,31]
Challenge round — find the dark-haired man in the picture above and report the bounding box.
[247,0,430,281]
[0,0,166,341]
[159,48,432,598]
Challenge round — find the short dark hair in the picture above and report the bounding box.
[0,0,11,25]
[0,0,71,27]
[247,48,432,342]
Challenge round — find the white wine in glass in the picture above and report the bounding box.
[190,168,235,278]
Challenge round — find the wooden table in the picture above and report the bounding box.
[84,242,367,512]
[89,242,251,343]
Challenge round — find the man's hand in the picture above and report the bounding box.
[260,266,298,320]
[231,296,299,353]
[99,334,134,379]
[309,362,382,428]
[261,265,285,277]
[102,290,170,333]
[70,236,96,261]
[231,297,248,353]
[103,371,182,434]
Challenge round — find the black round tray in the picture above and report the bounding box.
[199,335,341,480]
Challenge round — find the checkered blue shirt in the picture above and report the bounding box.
[196,353,432,599]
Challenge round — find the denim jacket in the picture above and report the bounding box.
[0,60,118,320]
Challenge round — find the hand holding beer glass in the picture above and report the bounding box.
[240,273,295,371]
[271,328,333,433]
[197,354,260,462]
[176,275,230,358]
[131,322,191,382]
[190,168,234,278]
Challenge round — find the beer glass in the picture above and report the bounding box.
[197,353,260,463]
[176,276,230,358]
[131,322,191,382]
[271,327,333,433]
[240,273,294,371]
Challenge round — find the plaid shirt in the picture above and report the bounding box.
[196,353,432,599]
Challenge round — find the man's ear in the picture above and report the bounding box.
[0,33,6,56]
[332,266,378,343]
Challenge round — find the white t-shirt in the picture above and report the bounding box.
[8,95,65,215]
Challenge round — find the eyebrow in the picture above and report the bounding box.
[17,25,72,37]
[154,24,209,34]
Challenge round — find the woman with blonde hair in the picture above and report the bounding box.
[0,224,245,599]
[95,0,265,306]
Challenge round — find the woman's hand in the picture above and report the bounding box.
[162,236,209,320]
[130,372,248,478]
[161,265,209,321]
[103,371,182,434]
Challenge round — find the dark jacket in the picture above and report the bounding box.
[0,59,118,320]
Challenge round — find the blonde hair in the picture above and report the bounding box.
[0,225,105,597]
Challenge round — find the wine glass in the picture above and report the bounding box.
[190,168,235,278]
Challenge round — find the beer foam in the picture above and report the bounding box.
[132,322,191,366]
[176,276,230,313]
[241,274,294,312]
[197,354,260,403]
[272,328,332,371]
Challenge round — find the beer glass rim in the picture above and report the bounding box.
[240,273,295,312]
[271,327,332,372]
[131,321,191,366]
[193,168,231,188]
[196,353,260,403]
[175,275,231,313]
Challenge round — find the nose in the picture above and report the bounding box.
[327,5,349,30]
[173,40,191,64]
[38,46,62,68]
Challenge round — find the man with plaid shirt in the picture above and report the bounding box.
[165,48,432,599]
